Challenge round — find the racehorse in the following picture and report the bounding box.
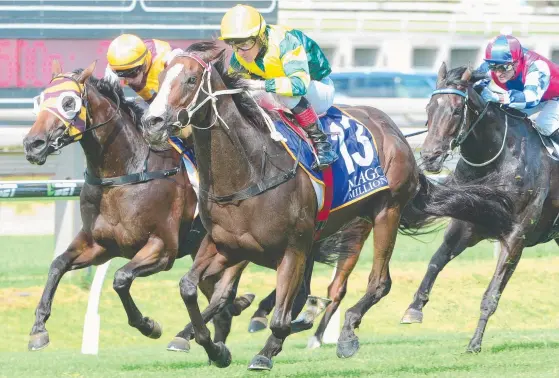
[401,63,559,353]
[141,42,515,370]
[22,60,253,351]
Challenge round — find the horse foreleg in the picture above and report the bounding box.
[112,236,172,338]
[337,205,400,359]
[466,229,525,353]
[248,249,308,371]
[402,220,482,324]
[168,268,253,352]
[179,236,242,368]
[29,230,108,351]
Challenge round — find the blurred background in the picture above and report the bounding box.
[1,2,558,376]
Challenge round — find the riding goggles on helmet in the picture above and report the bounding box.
[115,65,144,78]
[224,37,257,52]
[488,62,515,73]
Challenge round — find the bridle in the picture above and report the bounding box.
[430,87,508,167]
[47,74,121,151]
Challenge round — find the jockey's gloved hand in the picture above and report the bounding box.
[239,79,265,91]
[481,87,501,103]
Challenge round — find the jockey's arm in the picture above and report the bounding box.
[506,60,551,109]
[264,35,311,97]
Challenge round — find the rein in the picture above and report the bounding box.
[431,88,510,167]
[173,52,298,203]
[47,74,180,187]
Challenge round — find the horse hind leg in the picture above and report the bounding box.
[248,289,276,333]
[337,203,400,359]
[308,221,372,349]
[308,257,354,349]
[112,236,171,339]
[401,220,482,324]
[467,231,525,353]
[29,230,109,351]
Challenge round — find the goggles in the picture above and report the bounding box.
[115,65,144,78]
[224,37,257,52]
[488,62,515,73]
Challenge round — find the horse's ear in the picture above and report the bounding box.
[77,60,97,83]
[51,60,62,78]
[210,49,227,73]
[467,84,485,110]
[461,66,472,82]
[210,49,226,62]
[437,62,447,87]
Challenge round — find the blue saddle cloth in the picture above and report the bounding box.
[274,106,389,211]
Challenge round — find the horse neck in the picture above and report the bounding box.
[460,104,507,166]
[191,73,286,196]
[80,85,147,178]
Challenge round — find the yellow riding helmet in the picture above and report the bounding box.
[219,4,266,40]
[106,34,151,71]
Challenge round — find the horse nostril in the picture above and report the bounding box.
[30,139,46,152]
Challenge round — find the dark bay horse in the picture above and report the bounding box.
[402,63,559,353]
[22,61,253,351]
[141,42,515,370]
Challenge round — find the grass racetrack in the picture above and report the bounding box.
[1,230,558,377]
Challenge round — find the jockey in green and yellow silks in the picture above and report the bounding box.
[220,4,338,171]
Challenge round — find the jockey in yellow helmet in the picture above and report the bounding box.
[220,4,338,171]
[105,34,182,107]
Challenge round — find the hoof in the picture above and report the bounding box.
[400,308,423,324]
[248,317,268,333]
[28,331,50,351]
[337,335,360,359]
[248,354,273,371]
[307,335,322,350]
[466,344,481,354]
[209,341,231,368]
[237,293,256,309]
[148,319,162,339]
[167,336,190,352]
[291,319,314,334]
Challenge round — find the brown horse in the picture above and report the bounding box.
[141,42,515,370]
[22,61,253,351]
[401,63,559,353]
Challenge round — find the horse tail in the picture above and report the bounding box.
[312,217,371,265]
[400,172,514,240]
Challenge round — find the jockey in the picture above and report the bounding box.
[219,4,338,171]
[477,34,559,144]
[105,34,182,109]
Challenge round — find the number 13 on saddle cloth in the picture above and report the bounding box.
[275,105,390,212]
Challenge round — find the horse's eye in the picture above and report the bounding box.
[188,76,197,85]
[62,97,75,112]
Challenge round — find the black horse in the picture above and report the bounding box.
[402,63,559,353]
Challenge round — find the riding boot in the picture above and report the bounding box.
[292,99,338,171]
[550,129,559,145]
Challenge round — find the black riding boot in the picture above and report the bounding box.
[550,129,559,145]
[292,97,338,171]
[305,121,338,170]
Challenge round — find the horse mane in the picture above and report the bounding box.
[72,69,145,127]
[443,66,487,88]
[184,41,271,133]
